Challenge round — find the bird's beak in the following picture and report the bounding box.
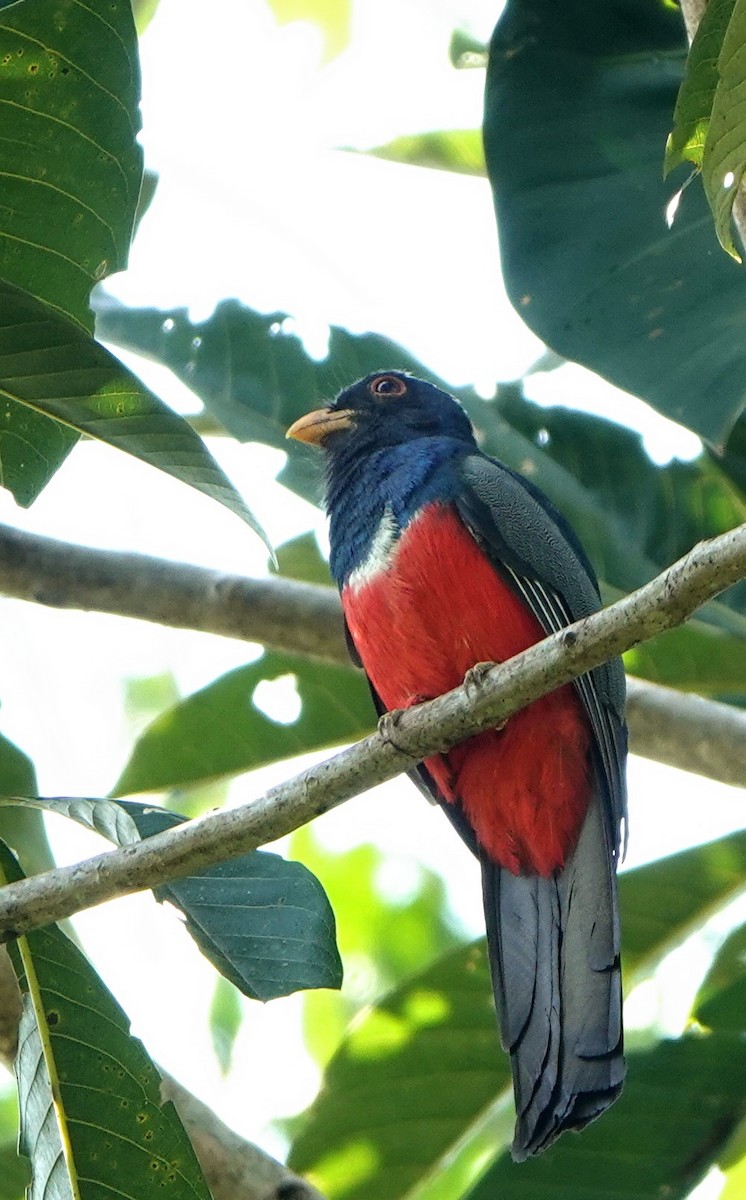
[285,407,355,445]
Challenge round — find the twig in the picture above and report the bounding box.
[0,523,744,939]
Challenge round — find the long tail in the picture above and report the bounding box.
[481,792,624,1160]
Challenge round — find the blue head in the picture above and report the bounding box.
[287,371,478,585]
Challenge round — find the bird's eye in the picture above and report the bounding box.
[369,374,408,398]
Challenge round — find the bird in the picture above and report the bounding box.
[286,371,627,1160]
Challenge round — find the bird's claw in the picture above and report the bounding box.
[463,661,508,731]
[378,709,406,750]
[464,661,496,696]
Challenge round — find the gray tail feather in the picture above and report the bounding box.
[481,793,625,1160]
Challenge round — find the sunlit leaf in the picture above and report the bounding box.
[665,0,736,174]
[289,832,746,1198]
[361,131,485,175]
[267,0,351,60]
[0,841,212,1200]
[701,0,746,257]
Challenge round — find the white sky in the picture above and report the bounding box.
[0,0,742,1186]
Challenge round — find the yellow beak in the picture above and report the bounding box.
[285,407,355,445]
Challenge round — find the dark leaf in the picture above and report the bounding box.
[122,802,343,1000]
[483,0,746,451]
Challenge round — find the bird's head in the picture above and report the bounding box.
[286,371,476,456]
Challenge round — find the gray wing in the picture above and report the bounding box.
[455,452,627,857]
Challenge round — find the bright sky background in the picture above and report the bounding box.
[0,0,742,1187]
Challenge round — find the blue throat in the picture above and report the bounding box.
[326,435,470,587]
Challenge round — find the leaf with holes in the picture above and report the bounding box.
[0,841,213,1200]
[111,650,373,795]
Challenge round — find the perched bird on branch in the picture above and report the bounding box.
[287,371,627,1160]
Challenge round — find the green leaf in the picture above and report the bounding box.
[275,532,331,585]
[665,0,736,174]
[112,650,373,795]
[0,0,142,328]
[0,0,143,500]
[0,840,213,1200]
[289,832,746,1198]
[361,131,486,175]
[620,830,746,971]
[693,922,746,1032]
[289,941,509,1200]
[267,0,351,60]
[126,802,343,999]
[2,796,344,999]
[0,282,269,538]
[463,1035,746,1200]
[483,0,746,451]
[702,0,746,258]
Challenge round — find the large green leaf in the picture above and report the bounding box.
[288,832,746,1198]
[463,1035,746,1199]
[0,0,142,326]
[484,0,746,452]
[1,795,343,1000]
[289,940,509,1200]
[112,650,373,795]
[0,0,143,500]
[0,841,212,1200]
[0,282,268,537]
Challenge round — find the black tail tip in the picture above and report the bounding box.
[511,1077,625,1161]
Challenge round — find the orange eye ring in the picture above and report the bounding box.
[369,374,408,398]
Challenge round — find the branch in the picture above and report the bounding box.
[0,523,745,938]
[1,521,745,787]
[0,522,343,663]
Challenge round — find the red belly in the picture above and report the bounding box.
[342,503,591,875]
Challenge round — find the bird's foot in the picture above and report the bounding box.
[463,661,496,695]
[377,709,407,751]
[463,661,508,731]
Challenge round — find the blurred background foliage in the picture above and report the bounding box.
[0,0,745,1198]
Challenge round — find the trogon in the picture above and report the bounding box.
[287,371,627,1160]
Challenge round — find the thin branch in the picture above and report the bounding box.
[0,523,343,663]
[1,521,745,787]
[0,522,745,939]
